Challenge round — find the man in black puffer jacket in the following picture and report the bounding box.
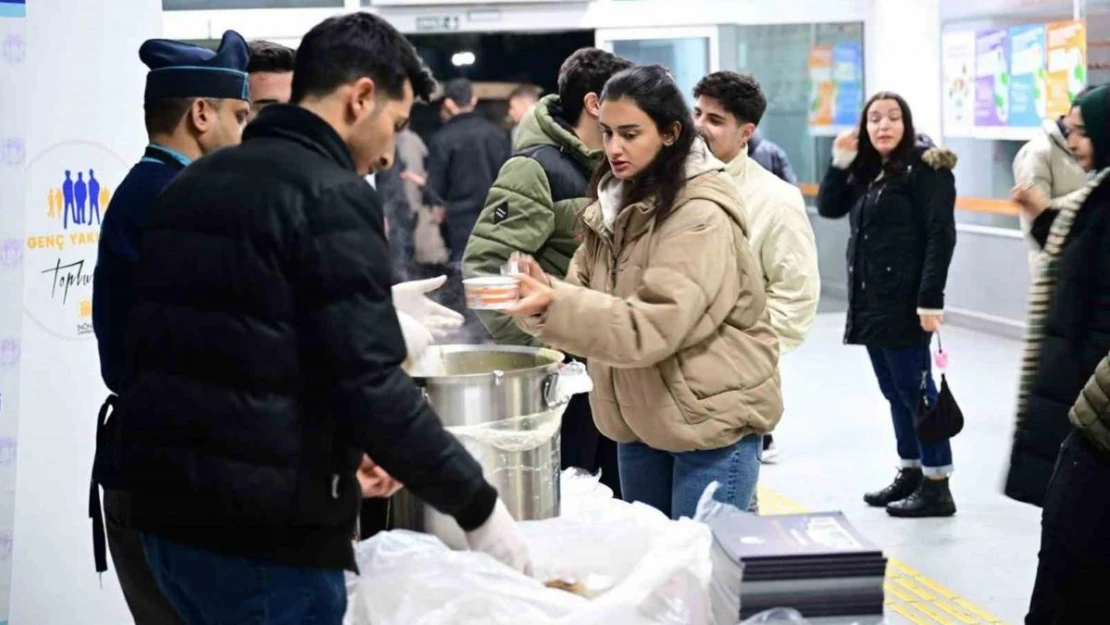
[112,13,529,622]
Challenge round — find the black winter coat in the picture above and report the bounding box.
[1006,177,1110,507]
[426,112,511,262]
[817,143,958,348]
[113,105,497,570]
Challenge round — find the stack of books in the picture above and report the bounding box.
[706,511,886,620]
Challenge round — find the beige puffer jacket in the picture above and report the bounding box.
[1013,119,1088,269]
[518,139,783,452]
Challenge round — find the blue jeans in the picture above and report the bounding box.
[140,535,346,625]
[867,346,954,477]
[617,435,762,520]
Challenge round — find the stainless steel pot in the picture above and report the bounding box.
[390,344,578,547]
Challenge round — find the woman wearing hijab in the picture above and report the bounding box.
[1006,85,1110,622]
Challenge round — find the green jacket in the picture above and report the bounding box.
[462,95,602,346]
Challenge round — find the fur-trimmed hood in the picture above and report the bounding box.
[915,132,958,170]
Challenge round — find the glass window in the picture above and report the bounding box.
[163,0,342,9]
[727,22,863,188]
[612,38,709,106]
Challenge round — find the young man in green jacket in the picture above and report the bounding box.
[462,47,631,495]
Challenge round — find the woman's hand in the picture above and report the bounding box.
[919,313,944,333]
[505,273,555,317]
[1010,183,1050,219]
[509,252,551,286]
[834,129,859,152]
[831,129,859,169]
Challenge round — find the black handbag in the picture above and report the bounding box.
[915,332,964,443]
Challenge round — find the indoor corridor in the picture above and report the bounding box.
[761,298,1040,625]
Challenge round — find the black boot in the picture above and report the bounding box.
[886,478,957,518]
[863,468,923,507]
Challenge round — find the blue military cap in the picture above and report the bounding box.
[139,30,250,102]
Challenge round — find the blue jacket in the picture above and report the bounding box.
[92,145,190,394]
[748,130,797,185]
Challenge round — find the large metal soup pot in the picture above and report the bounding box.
[390,344,574,548]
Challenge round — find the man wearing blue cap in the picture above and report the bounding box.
[110,13,529,623]
[90,30,251,625]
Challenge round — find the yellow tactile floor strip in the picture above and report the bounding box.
[756,486,1008,625]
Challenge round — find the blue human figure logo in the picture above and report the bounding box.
[87,169,101,225]
[62,170,75,230]
[75,172,88,225]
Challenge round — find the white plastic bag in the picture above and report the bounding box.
[694,482,750,625]
[347,495,713,625]
[738,608,811,624]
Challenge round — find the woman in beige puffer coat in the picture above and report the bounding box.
[506,65,782,519]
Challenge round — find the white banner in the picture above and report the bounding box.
[0,4,27,623]
[6,1,160,624]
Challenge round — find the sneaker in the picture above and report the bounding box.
[863,467,923,507]
[760,435,780,464]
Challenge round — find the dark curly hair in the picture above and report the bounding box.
[247,40,295,74]
[852,91,917,182]
[588,65,698,222]
[557,48,633,125]
[693,71,766,126]
[292,12,436,104]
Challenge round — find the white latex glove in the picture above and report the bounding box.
[397,309,433,365]
[465,499,534,576]
[392,276,464,339]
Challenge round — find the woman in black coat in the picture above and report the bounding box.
[1007,85,1110,622]
[817,91,958,518]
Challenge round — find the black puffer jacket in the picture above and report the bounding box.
[817,137,958,348]
[426,112,512,262]
[1006,176,1110,506]
[113,105,497,570]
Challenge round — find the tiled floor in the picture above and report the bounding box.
[758,299,1040,625]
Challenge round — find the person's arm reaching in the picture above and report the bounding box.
[294,181,496,531]
[463,157,556,346]
[524,206,737,368]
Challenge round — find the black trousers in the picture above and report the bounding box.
[1026,431,1110,624]
[561,391,621,498]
